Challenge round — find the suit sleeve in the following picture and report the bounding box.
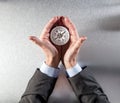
[19,68,57,103]
[68,69,110,103]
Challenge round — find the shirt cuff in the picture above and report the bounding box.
[66,63,82,77]
[40,62,59,78]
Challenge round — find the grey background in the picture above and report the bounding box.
[0,0,120,103]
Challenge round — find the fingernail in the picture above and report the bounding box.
[29,36,33,40]
[65,17,68,21]
[30,36,36,40]
[84,37,87,40]
[82,36,87,40]
[54,16,57,20]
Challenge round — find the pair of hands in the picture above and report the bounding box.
[29,16,87,69]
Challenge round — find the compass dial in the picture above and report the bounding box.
[50,26,69,46]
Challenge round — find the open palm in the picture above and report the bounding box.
[61,17,87,68]
[29,17,61,68]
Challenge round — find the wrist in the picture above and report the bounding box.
[64,59,77,69]
[45,57,59,68]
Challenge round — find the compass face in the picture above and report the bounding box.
[50,26,70,46]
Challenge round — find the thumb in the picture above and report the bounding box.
[29,36,43,47]
[80,36,87,44]
[73,36,87,51]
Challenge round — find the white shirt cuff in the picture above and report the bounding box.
[40,62,59,78]
[66,63,82,77]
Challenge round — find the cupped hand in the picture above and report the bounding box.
[29,17,61,68]
[61,17,87,69]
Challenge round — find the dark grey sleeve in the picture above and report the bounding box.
[19,68,57,103]
[68,69,110,103]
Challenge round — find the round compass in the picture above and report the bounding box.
[50,26,69,46]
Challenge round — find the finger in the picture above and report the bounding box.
[41,16,59,38]
[62,17,79,39]
[29,36,43,47]
[73,36,87,52]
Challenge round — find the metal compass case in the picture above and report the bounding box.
[50,26,70,46]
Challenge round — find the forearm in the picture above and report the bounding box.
[19,69,57,103]
[19,95,45,103]
[68,69,110,103]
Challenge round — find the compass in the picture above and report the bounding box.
[50,26,70,46]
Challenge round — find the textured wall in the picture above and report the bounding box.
[0,0,120,103]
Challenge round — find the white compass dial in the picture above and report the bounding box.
[50,26,69,46]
